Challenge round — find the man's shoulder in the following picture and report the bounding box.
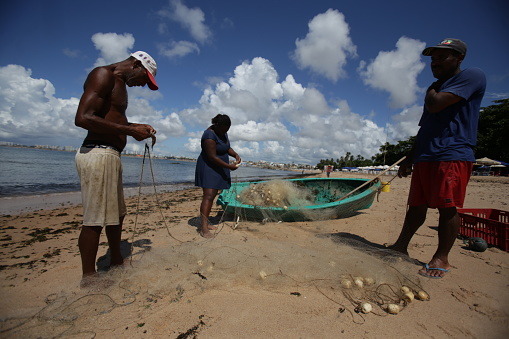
[460,68,487,91]
[447,68,486,93]
[87,65,115,79]
[460,67,486,79]
[84,66,116,90]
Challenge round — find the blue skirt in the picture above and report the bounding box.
[195,155,231,189]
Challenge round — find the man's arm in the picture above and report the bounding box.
[424,81,463,113]
[398,139,416,178]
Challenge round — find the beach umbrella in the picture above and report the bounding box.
[475,157,501,165]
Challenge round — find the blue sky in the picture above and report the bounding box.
[1,0,508,165]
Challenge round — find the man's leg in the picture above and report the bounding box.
[105,216,124,267]
[200,188,218,238]
[390,204,428,255]
[78,226,103,276]
[418,207,457,278]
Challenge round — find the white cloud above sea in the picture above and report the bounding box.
[292,9,357,82]
[160,0,212,44]
[156,0,211,59]
[91,33,135,68]
[0,65,82,144]
[180,56,414,163]
[358,36,426,109]
[158,40,200,58]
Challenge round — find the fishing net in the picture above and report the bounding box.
[0,227,430,337]
[218,178,381,222]
[238,179,315,208]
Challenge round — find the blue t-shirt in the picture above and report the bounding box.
[414,68,486,163]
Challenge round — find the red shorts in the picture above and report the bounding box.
[408,161,473,208]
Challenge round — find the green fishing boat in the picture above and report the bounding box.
[217,177,381,222]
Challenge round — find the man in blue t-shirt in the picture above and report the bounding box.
[390,39,486,279]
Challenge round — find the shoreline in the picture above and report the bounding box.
[0,172,320,216]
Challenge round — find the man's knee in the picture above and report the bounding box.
[105,225,122,236]
[406,205,428,223]
[80,225,103,236]
[438,207,457,218]
[408,204,428,216]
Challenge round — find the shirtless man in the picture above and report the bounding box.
[74,51,158,287]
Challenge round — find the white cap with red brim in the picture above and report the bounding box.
[130,51,158,90]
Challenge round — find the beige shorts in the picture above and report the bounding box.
[75,147,127,227]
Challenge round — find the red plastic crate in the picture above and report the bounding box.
[457,209,509,252]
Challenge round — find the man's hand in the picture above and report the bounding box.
[427,80,444,93]
[129,123,156,141]
[150,132,156,147]
[398,161,413,178]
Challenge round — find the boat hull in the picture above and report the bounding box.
[217,178,380,222]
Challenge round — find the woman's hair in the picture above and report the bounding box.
[211,114,231,127]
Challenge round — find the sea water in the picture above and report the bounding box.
[0,146,297,197]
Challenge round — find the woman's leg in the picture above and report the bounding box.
[200,188,218,238]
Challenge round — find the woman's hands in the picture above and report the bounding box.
[228,150,241,171]
[229,157,241,171]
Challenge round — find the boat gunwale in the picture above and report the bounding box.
[218,178,380,211]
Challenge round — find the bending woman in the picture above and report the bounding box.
[195,114,241,238]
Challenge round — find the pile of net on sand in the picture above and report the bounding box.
[1,228,430,337]
[238,180,317,208]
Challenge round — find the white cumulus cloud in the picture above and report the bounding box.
[158,0,212,44]
[181,57,398,164]
[91,32,135,68]
[0,64,83,145]
[358,36,426,109]
[292,9,357,82]
[126,97,186,141]
[386,104,422,140]
[229,121,291,142]
[158,40,200,58]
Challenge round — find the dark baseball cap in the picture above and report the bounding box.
[422,38,467,56]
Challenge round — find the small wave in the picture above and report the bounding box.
[0,183,81,197]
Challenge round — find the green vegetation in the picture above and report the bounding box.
[316,137,414,170]
[475,98,509,162]
[316,98,509,169]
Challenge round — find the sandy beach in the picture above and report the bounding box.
[0,172,508,338]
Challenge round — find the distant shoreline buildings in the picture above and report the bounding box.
[0,141,317,171]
